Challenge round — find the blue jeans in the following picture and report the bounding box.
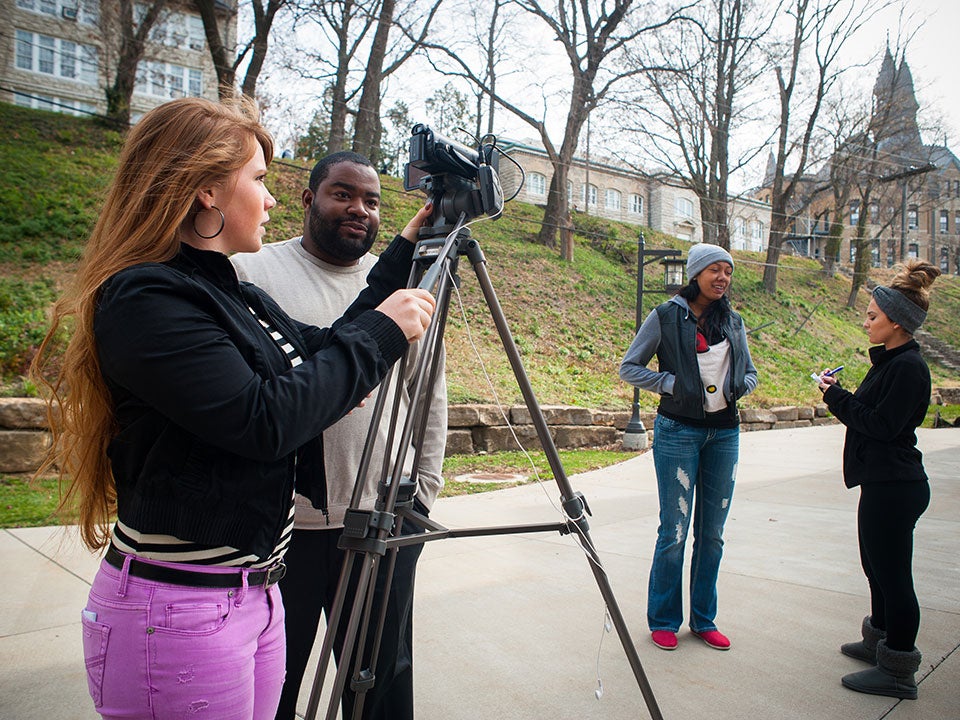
[648,414,739,633]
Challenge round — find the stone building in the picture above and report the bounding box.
[0,0,233,119]
[754,49,960,274]
[498,138,770,249]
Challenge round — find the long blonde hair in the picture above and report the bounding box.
[31,97,274,550]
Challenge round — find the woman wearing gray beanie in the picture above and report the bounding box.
[817,259,941,700]
[620,242,757,652]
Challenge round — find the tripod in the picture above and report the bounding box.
[303,223,664,720]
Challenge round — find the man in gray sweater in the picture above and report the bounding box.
[231,151,447,720]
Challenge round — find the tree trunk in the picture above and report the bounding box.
[823,217,844,277]
[105,0,166,127]
[194,0,235,97]
[763,193,789,292]
[539,168,566,249]
[846,208,871,307]
[353,0,395,163]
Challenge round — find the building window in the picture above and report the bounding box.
[13,90,95,116]
[629,193,643,215]
[136,60,203,99]
[17,0,98,24]
[908,242,919,259]
[869,202,879,224]
[940,210,949,234]
[528,172,546,197]
[147,9,207,50]
[733,218,746,249]
[582,183,597,206]
[14,29,98,84]
[907,206,918,230]
[750,220,763,249]
[189,68,202,97]
[188,15,206,50]
[941,247,950,273]
[59,40,76,79]
[605,188,621,211]
[849,201,860,226]
[15,30,32,70]
[675,197,694,219]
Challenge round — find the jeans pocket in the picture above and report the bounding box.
[80,611,110,708]
[156,600,229,636]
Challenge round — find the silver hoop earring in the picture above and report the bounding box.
[193,206,225,239]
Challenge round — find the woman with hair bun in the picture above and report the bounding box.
[817,259,941,700]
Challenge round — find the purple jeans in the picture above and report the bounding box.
[81,556,285,719]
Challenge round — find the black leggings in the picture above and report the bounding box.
[857,480,930,651]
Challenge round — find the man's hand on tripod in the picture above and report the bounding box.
[400,201,435,242]
[377,288,436,341]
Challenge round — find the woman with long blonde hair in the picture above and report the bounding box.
[817,259,941,700]
[32,96,435,719]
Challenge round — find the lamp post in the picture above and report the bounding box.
[622,232,684,451]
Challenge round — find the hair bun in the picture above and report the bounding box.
[892,259,940,293]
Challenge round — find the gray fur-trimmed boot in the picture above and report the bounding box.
[841,640,922,699]
[840,616,886,664]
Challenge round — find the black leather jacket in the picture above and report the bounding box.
[94,237,412,558]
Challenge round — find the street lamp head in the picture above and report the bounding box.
[662,257,685,292]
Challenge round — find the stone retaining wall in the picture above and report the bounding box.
[4,388,957,471]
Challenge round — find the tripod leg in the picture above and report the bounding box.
[462,238,665,720]
[303,254,457,720]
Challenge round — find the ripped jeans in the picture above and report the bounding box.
[648,414,739,633]
[81,556,285,719]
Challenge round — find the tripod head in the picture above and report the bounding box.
[403,124,504,239]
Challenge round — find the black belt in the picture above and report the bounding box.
[104,545,286,589]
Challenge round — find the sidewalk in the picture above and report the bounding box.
[2,424,958,719]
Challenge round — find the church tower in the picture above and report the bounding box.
[871,46,923,155]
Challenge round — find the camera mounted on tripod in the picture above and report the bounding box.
[403,123,503,237]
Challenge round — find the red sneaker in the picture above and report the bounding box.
[651,630,678,650]
[692,629,731,650]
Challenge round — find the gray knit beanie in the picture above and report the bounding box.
[687,243,734,279]
[872,285,926,334]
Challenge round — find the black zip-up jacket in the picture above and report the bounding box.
[94,237,412,559]
[823,340,929,489]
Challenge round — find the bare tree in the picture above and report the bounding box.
[352,0,444,164]
[761,0,888,294]
[464,0,515,139]
[194,0,289,99]
[103,0,168,127]
[424,1,686,259]
[616,0,775,250]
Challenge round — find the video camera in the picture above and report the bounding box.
[403,123,503,236]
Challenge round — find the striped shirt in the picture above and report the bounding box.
[110,302,302,567]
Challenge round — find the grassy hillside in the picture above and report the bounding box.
[2,102,958,412]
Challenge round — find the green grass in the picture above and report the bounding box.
[0,475,70,528]
[440,448,641,497]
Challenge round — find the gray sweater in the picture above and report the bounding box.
[231,237,447,528]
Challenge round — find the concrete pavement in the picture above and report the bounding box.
[2,424,958,719]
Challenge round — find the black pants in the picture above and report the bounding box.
[857,480,930,651]
[275,505,425,720]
